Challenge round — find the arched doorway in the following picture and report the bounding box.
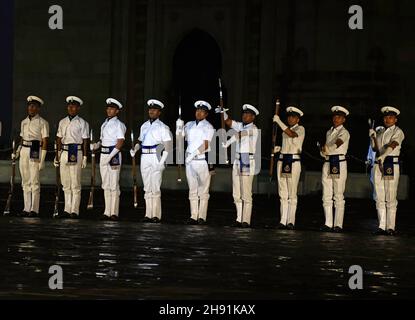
[172,29,226,128]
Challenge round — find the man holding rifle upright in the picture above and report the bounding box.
[216,104,260,228]
[273,106,305,230]
[131,99,172,223]
[370,106,405,236]
[15,96,49,218]
[91,98,126,221]
[54,96,89,219]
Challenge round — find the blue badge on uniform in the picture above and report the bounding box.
[239,153,251,176]
[30,140,41,162]
[67,144,78,165]
[383,156,395,180]
[110,150,120,168]
[281,154,293,178]
[329,155,340,179]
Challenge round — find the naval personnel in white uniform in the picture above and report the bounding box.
[176,100,215,225]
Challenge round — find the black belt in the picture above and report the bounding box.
[142,144,159,154]
[278,153,301,162]
[62,144,82,151]
[376,156,399,165]
[101,146,116,154]
[22,140,42,148]
[325,154,346,162]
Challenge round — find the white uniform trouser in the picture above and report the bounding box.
[60,150,82,214]
[373,163,400,231]
[277,161,301,226]
[19,146,41,213]
[232,160,254,225]
[140,154,163,219]
[100,153,122,217]
[322,161,347,228]
[186,159,211,221]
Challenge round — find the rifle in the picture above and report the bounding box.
[176,98,183,182]
[218,78,228,165]
[87,129,96,210]
[131,131,139,208]
[269,99,281,181]
[3,140,17,215]
[368,119,383,174]
[53,141,61,218]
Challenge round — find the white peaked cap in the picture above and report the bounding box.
[381,106,400,116]
[147,99,164,109]
[286,106,304,117]
[194,100,211,110]
[331,105,349,116]
[106,98,123,109]
[27,95,44,106]
[66,96,83,106]
[242,104,259,115]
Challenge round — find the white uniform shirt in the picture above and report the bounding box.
[376,125,404,156]
[325,125,350,155]
[280,124,305,154]
[139,119,172,146]
[57,115,90,144]
[100,116,126,146]
[230,121,259,154]
[20,114,49,141]
[184,119,215,155]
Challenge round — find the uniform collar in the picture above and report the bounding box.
[385,124,396,131]
[27,114,40,120]
[243,122,253,128]
[195,119,206,126]
[106,116,118,122]
[331,124,343,131]
[290,123,299,130]
[68,114,79,121]
[149,118,160,125]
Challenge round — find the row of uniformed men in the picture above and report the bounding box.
[11,95,404,235]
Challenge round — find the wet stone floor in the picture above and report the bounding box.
[0,186,414,299]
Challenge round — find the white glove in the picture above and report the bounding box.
[376,146,393,163]
[222,136,236,148]
[215,107,229,120]
[369,129,376,138]
[102,148,120,166]
[39,150,47,171]
[185,151,198,164]
[81,156,87,169]
[53,156,60,168]
[90,141,101,152]
[176,118,185,133]
[273,146,281,154]
[130,143,140,157]
[12,145,22,161]
[156,151,169,171]
[273,115,288,131]
[325,143,337,153]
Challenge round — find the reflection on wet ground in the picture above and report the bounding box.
[0,188,414,299]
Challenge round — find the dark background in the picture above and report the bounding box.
[1,0,414,195]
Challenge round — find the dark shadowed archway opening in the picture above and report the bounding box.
[172,29,226,127]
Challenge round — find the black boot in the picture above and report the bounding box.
[29,211,39,218]
[287,223,295,230]
[333,226,343,233]
[241,222,250,228]
[110,215,119,221]
[387,229,396,236]
[185,218,198,225]
[372,228,387,235]
[278,223,287,230]
[141,217,152,223]
[70,213,79,219]
[197,218,207,225]
[320,225,332,232]
[151,217,161,223]
[232,221,242,228]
